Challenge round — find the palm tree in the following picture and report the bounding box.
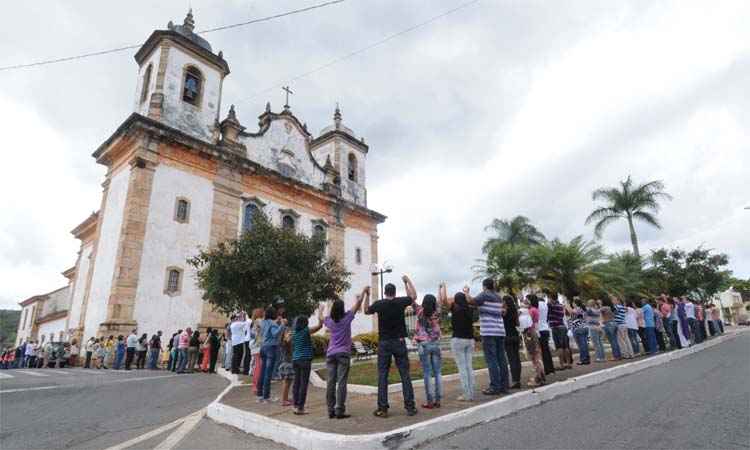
[585,176,672,257]
[482,215,546,253]
[529,236,604,299]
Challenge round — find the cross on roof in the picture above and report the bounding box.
[282,86,294,110]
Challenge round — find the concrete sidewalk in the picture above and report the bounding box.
[222,351,643,435]
[209,329,747,449]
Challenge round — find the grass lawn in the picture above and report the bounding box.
[317,355,488,386]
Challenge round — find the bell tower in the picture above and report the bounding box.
[132,10,230,143]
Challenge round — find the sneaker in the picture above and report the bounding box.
[256,397,265,403]
[373,409,388,418]
[406,408,418,416]
[335,414,351,419]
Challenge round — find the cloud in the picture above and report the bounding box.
[0,0,748,309]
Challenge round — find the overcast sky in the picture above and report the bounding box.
[0,0,748,309]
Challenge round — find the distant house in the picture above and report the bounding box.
[715,287,747,325]
[14,270,74,346]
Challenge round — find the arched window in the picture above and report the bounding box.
[174,198,190,223]
[140,64,152,104]
[347,153,358,182]
[182,66,203,106]
[165,267,183,296]
[243,203,259,232]
[313,224,326,240]
[282,215,296,231]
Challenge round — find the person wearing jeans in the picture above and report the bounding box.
[322,287,366,418]
[176,328,191,373]
[440,284,475,401]
[290,308,323,414]
[257,307,284,402]
[601,306,621,359]
[415,294,443,408]
[467,278,509,395]
[567,302,590,365]
[365,276,418,418]
[585,301,606,362]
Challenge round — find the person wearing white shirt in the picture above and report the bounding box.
[229,313,247,374]
[242,314,253,375]
[124,330,138,370]
[534,295,555,375]
[684,298,697,345]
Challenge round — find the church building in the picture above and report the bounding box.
[16,10,385,346]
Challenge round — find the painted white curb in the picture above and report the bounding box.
[207,329,748,450]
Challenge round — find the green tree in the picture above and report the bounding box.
[482,215,546,253]
[475,242,534,296]
[530,236,604,299]
[645,247,730,303]
[593,252,650,299]
[188,213,350,318]
[585,176,672,257]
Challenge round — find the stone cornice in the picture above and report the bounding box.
[61,266,76,280]
[36,310,68,325]
[135,30,230,75]
[93,114,386,224]
[70,211,99,241]
[311,129,369,153]
[19,295,46,307]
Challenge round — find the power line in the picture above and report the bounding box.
[0,0,347,72]
[237,0,481,105]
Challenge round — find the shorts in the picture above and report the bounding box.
[278,362,294,380]
[523,328,539,357]
[551,326,570,349]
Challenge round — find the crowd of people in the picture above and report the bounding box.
[1,275,728,422]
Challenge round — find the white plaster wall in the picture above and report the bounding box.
[39,287,70,318]
[133,47,161,115]
[37,317,68,343]
[15,304,35,345]
[242,118,325,187]
[162,46,222,143]
[338,143,367,207]
[83,166,131,342]
[67,243,93,331]
[344,228,374,335]
[133,164,213,336]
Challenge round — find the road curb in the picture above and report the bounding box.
[207,329,748,450]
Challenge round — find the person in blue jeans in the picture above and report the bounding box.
[257,307,285,403]
[567,301,590,365]
[466,278,509,395]
[415,293,442,409]
[365,275,418,418]
[601,306,621,360]
[113,336,126,370]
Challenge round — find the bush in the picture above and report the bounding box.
[353,332,379,351]
[311,334,330,357]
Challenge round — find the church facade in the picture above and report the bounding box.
[17,11,385,345]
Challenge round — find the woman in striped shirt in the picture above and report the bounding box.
[290,306,324,415]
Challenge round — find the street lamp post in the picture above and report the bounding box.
[370,262,393,300]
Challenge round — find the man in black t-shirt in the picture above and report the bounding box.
[364,274,418,417]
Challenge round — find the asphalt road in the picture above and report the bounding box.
[421,332,750,450]
[0,367,227,450]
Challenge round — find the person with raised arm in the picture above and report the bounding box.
[290,305,325,415]
[365,275,418,418]
[465,278,509,395]
[324,286,369,418]
[439,282,476,401]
